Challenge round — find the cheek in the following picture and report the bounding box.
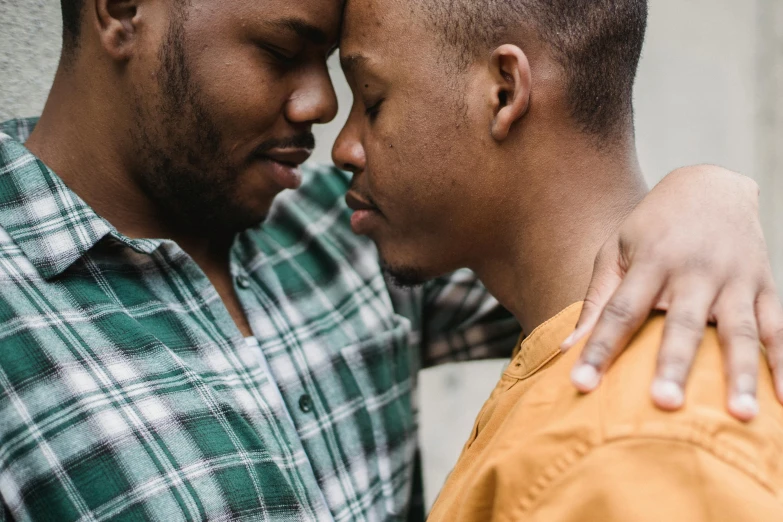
[366,135,461,230]
[191,46,287,134]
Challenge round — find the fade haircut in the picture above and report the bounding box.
[422,0,648,142]
[61,0,84,56]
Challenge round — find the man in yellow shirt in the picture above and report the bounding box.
[332,0,783,519]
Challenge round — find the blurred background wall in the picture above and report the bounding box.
[1,0,782,510]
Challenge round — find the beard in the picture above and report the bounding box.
[132,15,244,237]
[382,259,429,288]
[129,9,278,238]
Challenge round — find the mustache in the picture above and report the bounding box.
[253,133,316,156]
[348,177,380,209]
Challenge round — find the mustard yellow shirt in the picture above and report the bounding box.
[429,303,783,522]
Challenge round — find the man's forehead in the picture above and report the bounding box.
[202,0,343,41]
[341,0,411,42]
[340,0,419,63]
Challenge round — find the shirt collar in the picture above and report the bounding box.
[505,302,584,379]
[0,122,114,279]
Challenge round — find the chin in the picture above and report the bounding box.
[377,239,460,288]
[379,258,432,288]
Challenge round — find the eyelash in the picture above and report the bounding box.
[365,99,384,122]
[259,44,298,67]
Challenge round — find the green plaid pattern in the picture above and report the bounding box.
[0,118,519,522]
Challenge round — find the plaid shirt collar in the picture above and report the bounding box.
[0,123,162,279]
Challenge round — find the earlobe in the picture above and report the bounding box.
[94,0,140,61]
[489,45,532,142]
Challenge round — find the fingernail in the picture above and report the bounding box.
[729,394,759,421]
[571,364,601,392]
[651,380,684,410]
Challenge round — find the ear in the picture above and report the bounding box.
[489,44,532,142]
[94,0,141,61]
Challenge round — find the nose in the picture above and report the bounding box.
[285,65,339,125]
[332,108,366,174]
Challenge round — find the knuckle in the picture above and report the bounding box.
[760,323,783,349]
[681,256,715,276]
[667,310,706,335]
[583,339,616,367]
[729,320,760,344]
[657,352,693,381]
[602,298,638,328]
[636,242,668,266]
[582,292,603,312]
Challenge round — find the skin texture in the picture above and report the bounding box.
[21,0,783,420]
[25,0,341,336]
[334,0,648,348]
[336,4,509,285]
[567,168,777,419]
[334,0,783,420]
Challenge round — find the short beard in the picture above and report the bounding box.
[131,8,256,238]
[382,261,429,288]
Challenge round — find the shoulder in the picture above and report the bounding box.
[446,315,783,519]
[503,436,783,521]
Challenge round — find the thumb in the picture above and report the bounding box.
[561,243,625,351]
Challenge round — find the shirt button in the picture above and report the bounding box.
[235,275,251,289]
[298,394,313,413]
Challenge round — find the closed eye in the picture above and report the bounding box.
[365,99,384,122]
[258,43,299,67]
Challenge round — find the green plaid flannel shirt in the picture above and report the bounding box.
[0,118,519,521]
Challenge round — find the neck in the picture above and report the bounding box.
[472,133,648,335]
[24,64,229,266]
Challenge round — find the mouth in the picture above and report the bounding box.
[345,191,379,212]
[256,148,313,190]
[261,148,313,167]
[346,191,383,235]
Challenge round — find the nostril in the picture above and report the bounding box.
[341,162,361,174]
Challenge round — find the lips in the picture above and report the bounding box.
[345,192,378,212]
[261,148,313,167]
[346,191,382,235]
[256,148,313,190]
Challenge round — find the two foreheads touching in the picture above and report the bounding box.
[60,0,647,147]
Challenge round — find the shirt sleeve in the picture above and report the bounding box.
[418,269,521,368]
[521,438,783,522]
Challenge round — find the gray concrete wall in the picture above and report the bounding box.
[1,0,782,510]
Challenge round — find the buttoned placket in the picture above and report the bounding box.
[228,249,335,521]
[130,238,332,519]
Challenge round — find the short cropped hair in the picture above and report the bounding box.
[61,0,84,55]
[422,0,648,141]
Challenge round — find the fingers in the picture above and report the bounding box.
[757,288,783,403]
[650,280,715,411]
[571,263,662,393]
[715,287,761,422]
[561,244,624,352]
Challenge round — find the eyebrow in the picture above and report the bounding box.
[265,18,329,46]
[340,53,369,76]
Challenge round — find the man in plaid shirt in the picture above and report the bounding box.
[0,1,780,521]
